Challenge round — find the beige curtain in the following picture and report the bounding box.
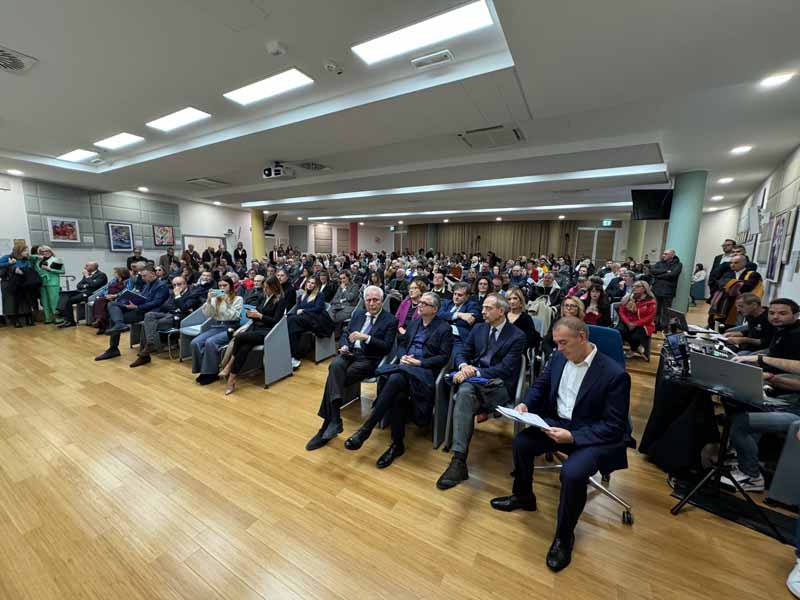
[407,225,427,253]
[430,221,577,259]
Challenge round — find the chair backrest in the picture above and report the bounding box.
[531,317,545,337]
[180,308,209,329]
[610,302,621,326]
[585,324,625,368]
[239,307,251,327]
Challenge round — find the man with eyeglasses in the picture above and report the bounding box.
[437,293,526,490]
[306,285,398,451]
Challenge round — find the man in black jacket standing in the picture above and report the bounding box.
[56,261,108,327]
[708,239,736,298]
[649,249,682,333]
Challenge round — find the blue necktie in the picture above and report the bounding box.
[363,315,374,335]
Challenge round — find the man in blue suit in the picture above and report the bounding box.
[490,316,632,572]
[437,292,526,490]
[306,285,397,451]
[437,282,481,340]
[95,266,170,361]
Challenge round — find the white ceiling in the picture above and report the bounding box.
[1,0,799,222]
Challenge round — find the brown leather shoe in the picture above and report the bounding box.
[129,354,151,368]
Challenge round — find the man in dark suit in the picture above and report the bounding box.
[95,266,170,361]
[306,285,397,451]
[437,282,481,340]
[386,268,409,296]
[708,238,736,298]
[56,261,108,327]
[437,293,526,490]
[490,317,632,572]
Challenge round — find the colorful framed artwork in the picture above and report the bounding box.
[46,216,80,243]
[152,224,175,247]
[107,222,134,253]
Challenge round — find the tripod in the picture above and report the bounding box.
[670,395,785,543]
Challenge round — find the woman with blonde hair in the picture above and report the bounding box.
[542,296,585,357]
[616,279,657,361]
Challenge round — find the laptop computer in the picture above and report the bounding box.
[688,351,765,405]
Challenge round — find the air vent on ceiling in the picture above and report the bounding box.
[458,124,525,150]
[411,49,454,70]
[185,177,229,189]
[296,161,331,171]
[0,44,38,74]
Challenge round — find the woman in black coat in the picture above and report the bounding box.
[343,293,453,468]
[220,276,287,395]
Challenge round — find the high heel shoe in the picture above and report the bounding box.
[224,375,236,396]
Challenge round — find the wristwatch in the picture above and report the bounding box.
[757,355,765,368]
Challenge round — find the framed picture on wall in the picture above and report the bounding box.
[46,216,80,243]
[781,207,797,264]
[152,224,175,247]
[107,222,134,252]
[765,210,791,282]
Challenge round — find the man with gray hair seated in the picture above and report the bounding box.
[306,286,398,451]
[437,292,526,490]
[56,261,108,327]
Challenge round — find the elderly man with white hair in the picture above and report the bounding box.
[306,286,398,451]
[56,261,108,327]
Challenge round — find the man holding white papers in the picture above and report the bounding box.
[490,317,632,572]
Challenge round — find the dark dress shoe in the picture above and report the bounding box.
[490,494,537,512]
[344,425,373,450]
[129,354,151,368]
[105,324,130,335]
[195,374,219,385]
[436,454,469,490]
[305,429,330,451]
[321,417,344,441]
[546,534,575,572]
[95,348,121,361]
[96,327,106,335]
[58,321,76,328]
[376,443,405,469]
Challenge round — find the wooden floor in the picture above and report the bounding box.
[0,313,793,599]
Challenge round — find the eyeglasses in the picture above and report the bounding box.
[418,300,436,308]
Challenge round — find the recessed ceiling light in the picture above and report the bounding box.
[223,68,314,106]
[351,0,493,65]
[558,215,566,220]
[57,149,98,162]
[137,186,149,193]
[322,222,327,225]
[443,219,449,223]
[495,217,502,221]
[147,107,211,132]
[358,222,365,226]
[7,169,24,176]
[730,145,752,155]
[213,201,222,206]
[296,216,303,221]
[717,177,734,184]
[94,132,144,150]
[711,195,725,201]
[397,220,404,225]
[241,163,668,208]
[759,71,796,88]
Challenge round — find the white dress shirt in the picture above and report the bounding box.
[460,319,507,375]
[354,310,379,349]
[556,344,597,420]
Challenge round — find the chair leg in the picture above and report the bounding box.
[588,476,633,513]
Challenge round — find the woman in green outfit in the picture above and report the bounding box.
[33,245,64,323]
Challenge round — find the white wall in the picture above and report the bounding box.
[641,220,667,261]
[179,202,251,249]
[0,175,31,251]
[356,225,393,253]
[693,206,742,292]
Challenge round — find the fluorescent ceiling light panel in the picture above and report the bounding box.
[137,186,149,193]
[57,149,98,162]
[7,169,24,176]
[717,177,734,184]
[147,107,211,132]
[351,0,493,65]
[711,195,724,201]
[306,202,633,221]
[730,145,752,155]
[759,72,795,88]
[241,163,668,208]
[223,68,314,106]
[94,132,144,150]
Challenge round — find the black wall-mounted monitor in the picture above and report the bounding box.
[263,212,279,231]
[631,189,673,220]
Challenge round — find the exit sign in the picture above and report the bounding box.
[602,219,612,227]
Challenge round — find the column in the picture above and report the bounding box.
[627,219,646,261]
[664,171,708,312]
[425,224,437,254]
[250,209,265,260]
[349,222,358,254]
